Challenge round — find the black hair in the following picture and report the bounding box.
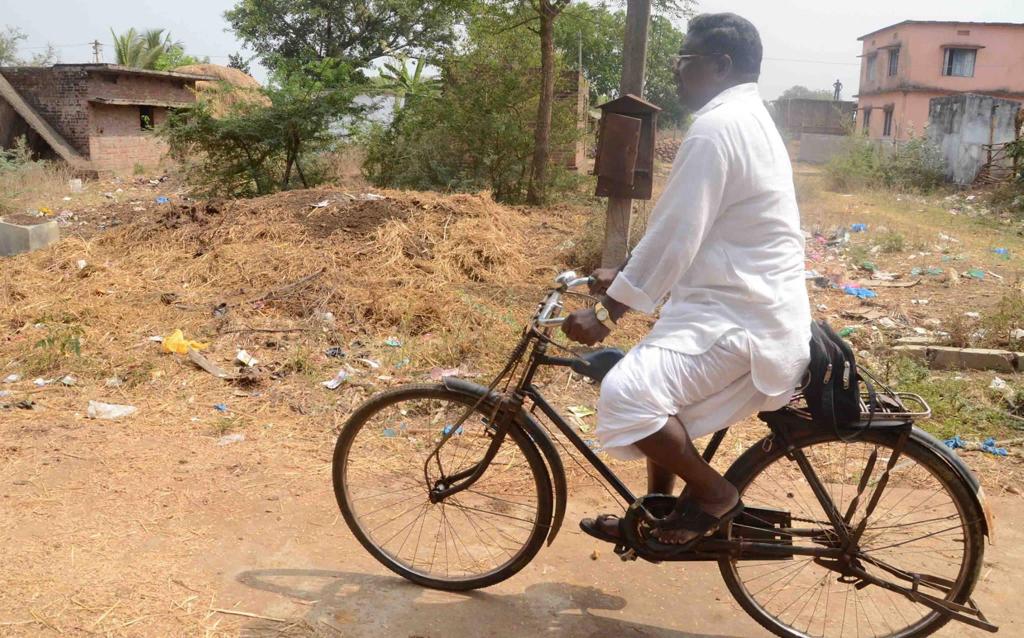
[685,13,763,77]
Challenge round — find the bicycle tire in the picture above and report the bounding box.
[718,427,985,638]
[332,384,554,591]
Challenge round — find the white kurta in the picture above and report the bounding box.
[596,83,811,459]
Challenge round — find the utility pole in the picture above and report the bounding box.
[90,40,103,63]
[601,0,652,268]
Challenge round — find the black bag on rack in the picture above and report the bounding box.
[803,320,874,429]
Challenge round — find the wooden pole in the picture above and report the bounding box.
[601,0,652,268]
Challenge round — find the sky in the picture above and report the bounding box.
[3,0,1022,100]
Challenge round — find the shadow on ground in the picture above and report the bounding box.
[237,568,745,637]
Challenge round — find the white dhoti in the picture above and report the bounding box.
[595,331,793,461]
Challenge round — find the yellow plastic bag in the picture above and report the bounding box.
[161,329,209,355]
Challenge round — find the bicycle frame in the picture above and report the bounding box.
[425,326,997,631]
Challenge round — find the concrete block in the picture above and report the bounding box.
[896,336,937,346]
[893,345,929,362]
[926,346,1016,373]
[0,217,59,256]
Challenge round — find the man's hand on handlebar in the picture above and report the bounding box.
[562,307,610,346]
[588,268,618,296]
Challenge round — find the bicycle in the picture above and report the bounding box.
[332,270,998,637]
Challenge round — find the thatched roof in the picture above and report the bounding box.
[173,63,269,113]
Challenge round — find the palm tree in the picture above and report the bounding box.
[110,28,179,69]
[378,56,440,108]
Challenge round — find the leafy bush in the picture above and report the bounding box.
[362,18,580,204]
[825,134,946,193]
[160,61,359,197]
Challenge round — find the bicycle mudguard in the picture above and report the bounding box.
[441,377,568,547]
[910,426,993,540]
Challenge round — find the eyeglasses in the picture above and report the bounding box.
[672,53,708,75]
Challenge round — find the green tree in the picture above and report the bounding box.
[0,26,59,66]
[778,85,833,101]
[224,0,472,71]
[160,60,359,196]
[377,55,440,108]
[362,15,577,204]
[555,6,686,124]
[154,44,209,71]
[227,52,252,74]
[0,26,26,66]
[111,28,179,69]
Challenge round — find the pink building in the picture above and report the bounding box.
[855,20,1024,140]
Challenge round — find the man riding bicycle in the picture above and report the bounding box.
[563,13,811,552]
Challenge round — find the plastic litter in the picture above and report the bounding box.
[217,433,245,446]
[105,376,124,387]
[324,346,345,358]
[964,312,981,320]
[943,435,1008,457]
[910,267,943,277]
[877,317,898,330]
[213,403,229,413]
[155,196,170,204]
[161,329,209,355]
[357,358,381,370]
[69,178,83,193]
[1011,328,1024,341]
[804,269,822,280]
[965,269,985,280]
[311,199,331,208]
[188,349,240,380]
[87,400,138,420]
[911,299,930,305]
[3,374,21,383]
[33,378,49,387]
[59,375,77,386]
[383,427,399,437]
[76,259,87,270]
[842,285,877,299]
[321,369,349,390]
[442,423,464,436]
[992,248,1010,259]
[859,261,877,272]
[850,223,867,232]
[384,337,402,347]
[989,377,1009,392]
[395,358,410,369]
[235,349,258,367]
[838,327,857,338]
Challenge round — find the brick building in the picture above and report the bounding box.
[0,64,211,173]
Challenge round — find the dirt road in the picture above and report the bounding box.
[1,414,1018,637]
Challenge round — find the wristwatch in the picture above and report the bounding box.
[594,302,617,331]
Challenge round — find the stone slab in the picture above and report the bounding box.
[893,345,929,362]
[0,218,59,256]
[895,336,937,346]
[926,346,1017,373]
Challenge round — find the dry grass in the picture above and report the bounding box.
[0,158,76,216]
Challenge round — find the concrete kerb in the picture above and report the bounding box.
[893,345,1021,373]
[0,217,59,256]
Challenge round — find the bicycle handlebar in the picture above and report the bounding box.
[535,270,594,327]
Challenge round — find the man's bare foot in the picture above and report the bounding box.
[652,486,740,545]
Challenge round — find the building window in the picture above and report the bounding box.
[887,48,900,76]
[862,108,872,133]
[865,53,877,82]
[882,109,894,137]
[139,105,155,130]
[943,48,976,77]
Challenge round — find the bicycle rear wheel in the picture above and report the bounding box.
[332,384,553,591]
[719,428,985,638]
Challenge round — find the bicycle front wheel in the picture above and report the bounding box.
[332,384,553,591]
[719,428,985,638]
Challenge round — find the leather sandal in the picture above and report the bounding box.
[579,514,622,543]
[644,499,745,556]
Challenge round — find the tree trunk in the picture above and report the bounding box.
[526,4,557,205]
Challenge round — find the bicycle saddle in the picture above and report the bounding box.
[571,348,625,382]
